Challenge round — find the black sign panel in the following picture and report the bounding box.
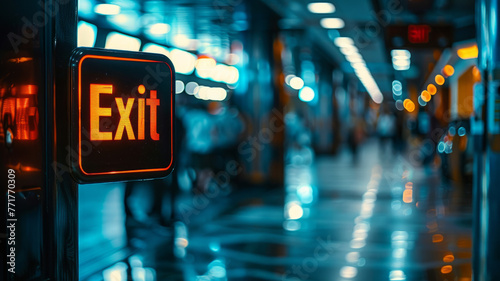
[70,48,175,182]
[386,24,453,49]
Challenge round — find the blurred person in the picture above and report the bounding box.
[377,105,396,157]
[348,113,366,164]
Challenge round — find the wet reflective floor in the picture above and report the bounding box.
[81,141,472,281]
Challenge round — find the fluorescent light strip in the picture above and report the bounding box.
[333,36,383,103]
[308,2,336,14]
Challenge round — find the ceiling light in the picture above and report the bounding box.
[142,43,169,57]
[94,4,120,15]
[299,86,315,102]
[105,32,141,51]
[290,77,304,90]
[308,2,335,14]
[148,23,170,35]
[320,18,345,29]
[77,21,97,47]
[457,45,478,60]
[340,46,358,55]
[334,37,354,47]
[391,49,411,58]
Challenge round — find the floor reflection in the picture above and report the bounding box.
[81,140,472,281]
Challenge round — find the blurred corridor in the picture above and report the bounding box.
[79,140,473,281]
[2,0,499,280]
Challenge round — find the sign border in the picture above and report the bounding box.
[70,48,175,182]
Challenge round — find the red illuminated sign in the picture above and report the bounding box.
[70,48,175,182]
[408,25,431,44]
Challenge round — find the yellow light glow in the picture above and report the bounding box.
[443,65,455,77]
[421,90,431,102]
[457,45,478,60]
[435,74,445,85]
[427,84,437,95]
[138,85,145,94]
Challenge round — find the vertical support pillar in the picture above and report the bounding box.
[234,1,284,188]
[475,0,500,280]
[0,0,77,279]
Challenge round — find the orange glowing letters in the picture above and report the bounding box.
[90,84,160,141]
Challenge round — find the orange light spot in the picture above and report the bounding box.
[457,45,478,60]
[433,234,444,243]
[427,84,437,95]
[435,74,445,85]
[405,182,413,189]
[90,84,113,141]
[138,84,145,94]
[421,90,431,102]
[441,265,453,274]
[403,189,413,203]
[443,65,455,77]
[404,99,415,112]
[473,66,481,78]
[443,254,455,263]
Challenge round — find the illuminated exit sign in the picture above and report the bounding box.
[408,25,431,44]
[70,48,175,182]
[385,24,453,49]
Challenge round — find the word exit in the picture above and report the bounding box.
[90,84,160,141]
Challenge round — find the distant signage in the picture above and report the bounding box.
[408,25,431,44]
[70,48,175,182]
[386,24,453,49]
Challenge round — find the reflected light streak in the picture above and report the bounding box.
[432,234,444,243]
[345,252,360,263]
[286,202,304,220]
[339,266,357,279]
[403,190,413,204]
[441,265,453,274]
[443,254,454,262]
[389,270,406,280]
